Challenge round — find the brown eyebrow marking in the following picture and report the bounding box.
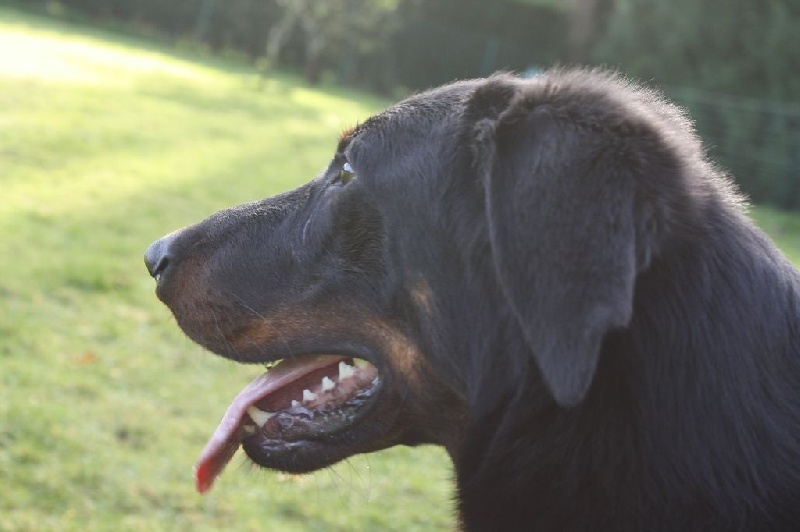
[337,123,363,152]
[339,125,357,143]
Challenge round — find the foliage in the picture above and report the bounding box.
[0,9,454,530]
[13,0,569,93]
[591,0,800,208]
[16,0,800,102]
[392,0,566,89]
[261,0,404,87]
[667,87,800,209]
[594,0,800,102]
[12,0,800,208]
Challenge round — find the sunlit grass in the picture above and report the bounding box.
[0,8,453,531]
[3,7,800,532]
[0,27,203,83]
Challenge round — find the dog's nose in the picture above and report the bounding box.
[144,234,175,281]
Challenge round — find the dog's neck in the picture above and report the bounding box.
[450,210,800,531]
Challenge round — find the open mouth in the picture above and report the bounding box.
[195,354,380,493]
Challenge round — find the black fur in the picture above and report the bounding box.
[146,68,800,531]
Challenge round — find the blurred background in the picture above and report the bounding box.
[19,0,800,208]
[1,0,799,530]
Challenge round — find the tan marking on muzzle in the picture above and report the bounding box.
[230,314,310,351]
[230,308,426,384]
[362,319,427,387]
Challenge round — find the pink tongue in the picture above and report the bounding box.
[194,355,346,493]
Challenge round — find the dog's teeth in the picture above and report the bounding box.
[303,389,317,402]
[321,376,335,391]
[353,358,371,370]
[338,361,355,380]
[291,400,300,408]
[246,406,275,428]
[243,425,256,434]
[263,359,282,371]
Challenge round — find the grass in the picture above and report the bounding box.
[3,7,800,532]
[0,8,453,531]
[749,206,800,264]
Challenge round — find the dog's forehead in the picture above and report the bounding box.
[347,80,480,152]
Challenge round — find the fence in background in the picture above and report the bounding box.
[670,87,800,209]
[8,0,800,209]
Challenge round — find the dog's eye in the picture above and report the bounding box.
[334,162,357,186]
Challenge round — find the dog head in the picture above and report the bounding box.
[145,69,711,491]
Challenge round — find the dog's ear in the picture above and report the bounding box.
[467,76,653,407]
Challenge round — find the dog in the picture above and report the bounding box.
[145,68,800,531]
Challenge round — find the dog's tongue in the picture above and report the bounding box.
[194,355,343,494]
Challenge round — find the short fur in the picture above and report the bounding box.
[146,68,800,531]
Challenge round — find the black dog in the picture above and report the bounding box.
[145,68,800,531]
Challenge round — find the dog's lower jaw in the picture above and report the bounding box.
[239,395,412,475]
[239,376,384,469]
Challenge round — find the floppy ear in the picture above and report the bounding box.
[467,77,649,407]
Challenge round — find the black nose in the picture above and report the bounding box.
[144,233,175,281]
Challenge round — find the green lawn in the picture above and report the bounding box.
[749,205,800,264]
[0,9,453,531]
[3,8,800,532]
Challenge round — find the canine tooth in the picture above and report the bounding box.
[353,358,371,370]
[303,389,317,402]
[246,406,275,428]
[291,400,300,408]
[243,425,256,435]
[321,376,335,391]
[264,359,282,371]
[338,361,355,380]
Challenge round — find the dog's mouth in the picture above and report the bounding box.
[195,354,380,493]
